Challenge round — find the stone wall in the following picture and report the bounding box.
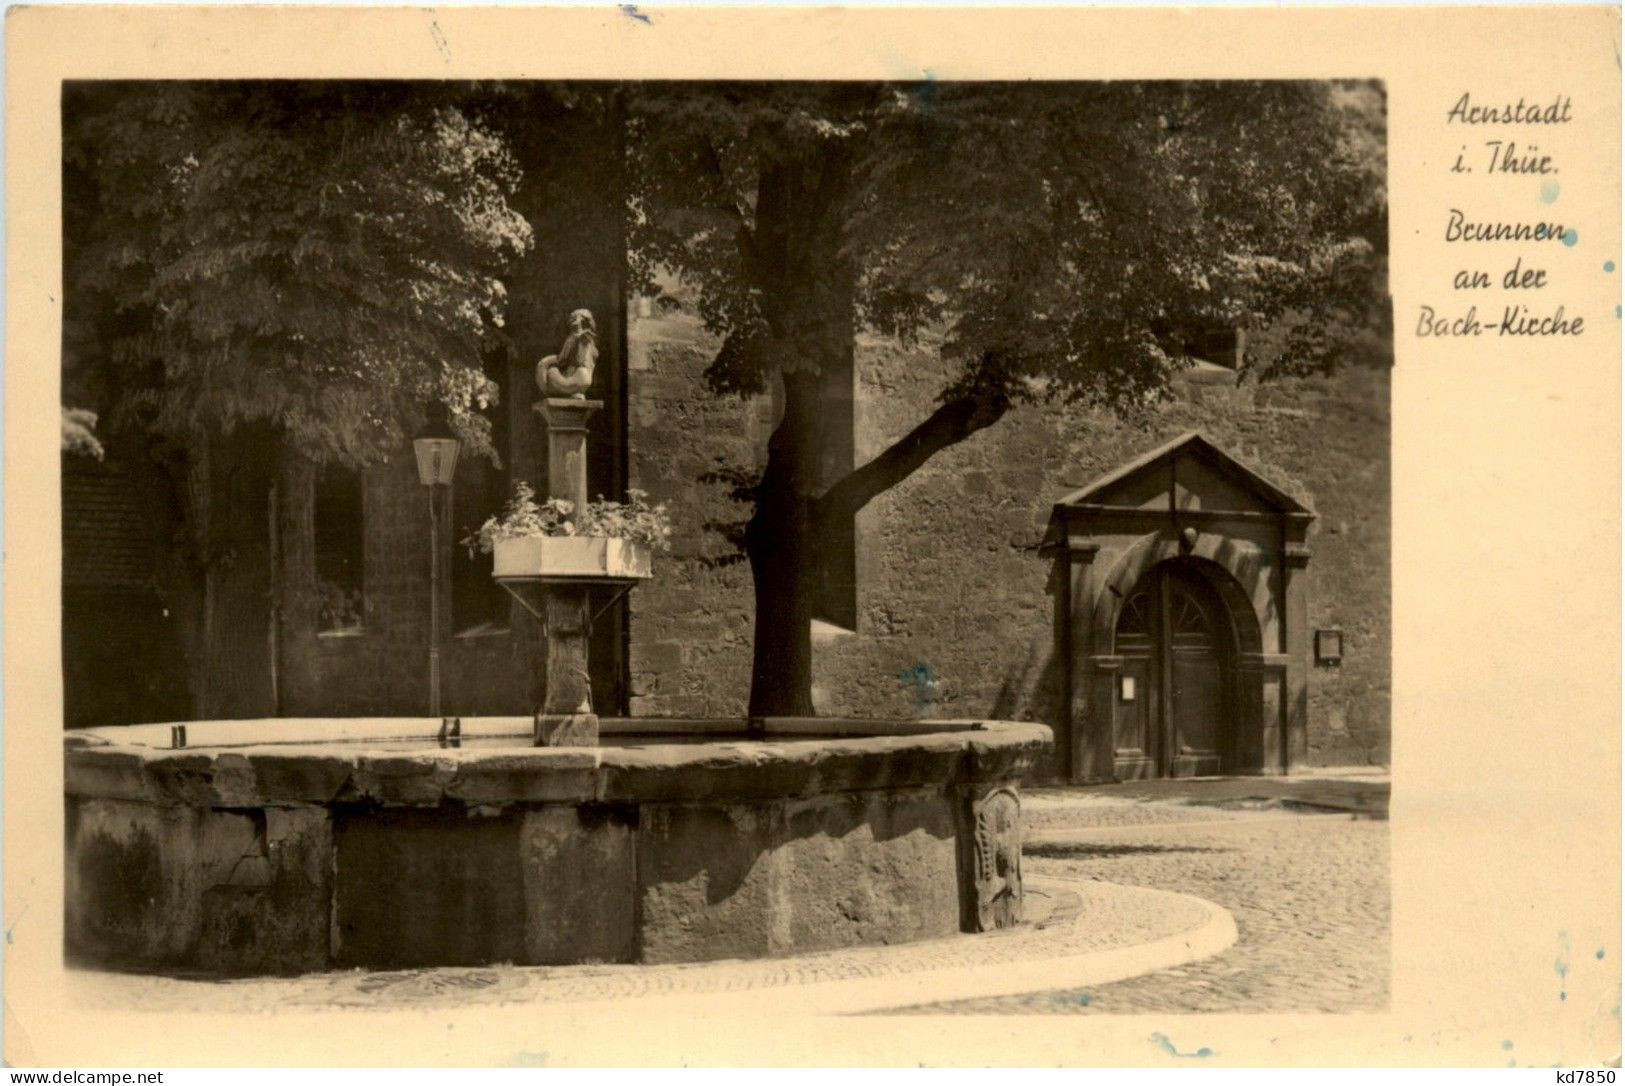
[626,304,1391,770]
[623,302,773,718]
[94,290,1387,774]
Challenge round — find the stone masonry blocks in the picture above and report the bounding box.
[635,788,960,964]
[519,805,637,964]
[66,797,332,975]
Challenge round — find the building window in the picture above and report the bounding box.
[313,467,364,633]
[452,468,511,635]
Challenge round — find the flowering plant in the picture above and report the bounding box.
[463,481,672,556]
[579,490,674,551]
[316,578,364,632]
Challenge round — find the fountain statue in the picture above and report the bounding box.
[536,308,598,398]
[531,308,609,745]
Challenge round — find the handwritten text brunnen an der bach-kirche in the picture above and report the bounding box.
[1417,92,1586,339]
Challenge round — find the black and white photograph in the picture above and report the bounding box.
[58,72,1391,1011]
[6,3,1619,1071]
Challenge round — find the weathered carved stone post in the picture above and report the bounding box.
[958,785,1024,931]
[535,396,601,746]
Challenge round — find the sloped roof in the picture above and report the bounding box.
[1054,430,1313,515]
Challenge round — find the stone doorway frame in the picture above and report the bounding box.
[1041,432,1314,783]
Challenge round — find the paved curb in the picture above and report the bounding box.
[809,882,1240,1015]
[434,878,1240,1016]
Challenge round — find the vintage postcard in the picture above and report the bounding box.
[4,4,1619,1069]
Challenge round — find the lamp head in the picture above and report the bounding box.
[412,402,461,487]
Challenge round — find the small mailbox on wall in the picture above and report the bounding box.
[1315,628,1344,666]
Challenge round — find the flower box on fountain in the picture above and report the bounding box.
[492,533,654,581]
[465,481,671,584]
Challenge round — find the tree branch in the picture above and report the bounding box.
[814,384,1010,525]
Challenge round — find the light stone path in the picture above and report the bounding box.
[892,802,1390,1014]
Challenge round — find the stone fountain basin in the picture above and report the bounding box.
[64,716,1051,976]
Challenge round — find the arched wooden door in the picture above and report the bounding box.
[1112,562,1235,778]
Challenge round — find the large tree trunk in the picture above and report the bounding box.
[731,137,1014,717]
[274,451,318,714]
[744,370,822,717]
[165,429,280,721]
[736,145,862,718]
[190,439,215,718]
[744,365,1014,717]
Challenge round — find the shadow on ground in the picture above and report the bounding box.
[1026,842,1233,860]
[1027,775,1390,820]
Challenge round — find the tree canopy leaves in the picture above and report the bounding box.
[66,79,1383,470]
[629,80,1385,415]
[64,81,533,467]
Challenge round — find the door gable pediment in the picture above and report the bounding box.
[1053,431,1312,517]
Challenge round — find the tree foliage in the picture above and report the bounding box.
[627,81,1386,714]
[63,81,532,468]
[62,81,539,719]
[631,80,1383,413]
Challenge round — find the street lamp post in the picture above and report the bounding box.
[413,403,461,717]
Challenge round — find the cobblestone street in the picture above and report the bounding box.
[899,784,1390,1014]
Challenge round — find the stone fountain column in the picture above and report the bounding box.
[534,396,601,746]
